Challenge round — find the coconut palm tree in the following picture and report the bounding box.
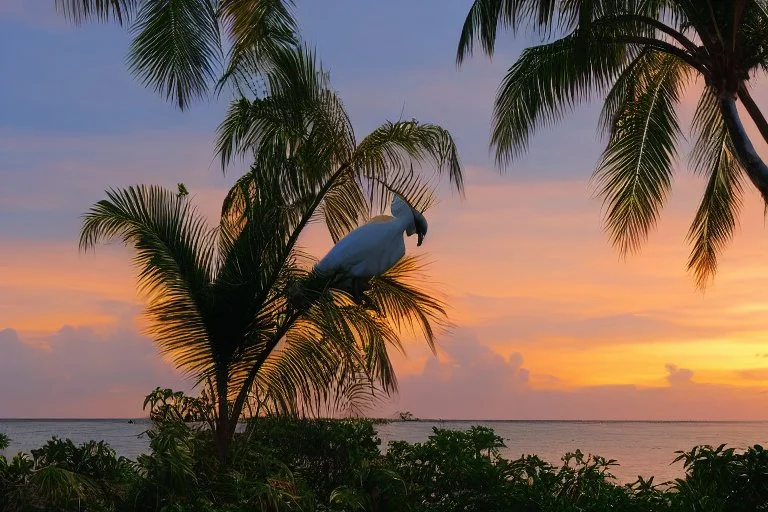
[80,45,464,460]
[458,0,768,287]
[55,0,298,109]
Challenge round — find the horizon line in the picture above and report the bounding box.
[1,418,767,423]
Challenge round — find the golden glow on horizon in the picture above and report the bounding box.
[4,168,768,417]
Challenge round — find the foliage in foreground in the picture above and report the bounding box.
[1,394,768,511]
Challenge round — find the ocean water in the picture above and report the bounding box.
[1,419,766,484]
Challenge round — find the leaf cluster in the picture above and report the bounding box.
[458,0,768,287]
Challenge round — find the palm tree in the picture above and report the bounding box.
[80,45,464,460]
[458,0,768,287]
[55,0,298,109]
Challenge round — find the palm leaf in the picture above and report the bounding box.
[216,46,355,174]
[218,0,298,93]
[686,87,745,288]
[128,0,222,110]
[593,51,689,254]
[368,256,448,354]
[322,171,369,243]
[364,166,439,217]
[457,0,562,62]
[491,27,632,167]
[354,120,464,207]
[55,0,140,24]
[80,185,216,376]
[217,47,462,241]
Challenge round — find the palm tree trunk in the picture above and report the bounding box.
[224,310,303,447]
[215,371,231,462]
[737,85,768,146]
[719,95,768,202]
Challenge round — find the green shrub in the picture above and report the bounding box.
[669,443,768,511]
[242,416,381,502]
[0,437,136,512]
[386,426,517,511]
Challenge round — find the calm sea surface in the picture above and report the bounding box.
[1,419,766,484]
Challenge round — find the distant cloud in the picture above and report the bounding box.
[737,368,768,381]
[379,329,768,421]
[0,323,192,417]
[665,364,694,386]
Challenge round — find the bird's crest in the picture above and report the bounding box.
[391,195,413,219]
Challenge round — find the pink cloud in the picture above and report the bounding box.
[378,331,768,421]
[0,324,192,418]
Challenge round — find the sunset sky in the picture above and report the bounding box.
[3,0,768,419]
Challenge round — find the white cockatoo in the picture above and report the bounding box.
[314,195,428,307]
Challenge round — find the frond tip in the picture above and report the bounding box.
[686,88,745,289]
[55,0,139,25]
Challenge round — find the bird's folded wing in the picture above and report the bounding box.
[316,222,403,274]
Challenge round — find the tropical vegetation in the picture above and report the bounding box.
[458,0,768,287]
[3,392,768,511]
[79,41,463,460]
[35,3,768,511]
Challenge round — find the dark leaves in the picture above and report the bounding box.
[593,51,688,255]
[128,0,222,110]
[686,88,745,288]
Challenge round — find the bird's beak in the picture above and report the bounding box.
[417,232,425,246]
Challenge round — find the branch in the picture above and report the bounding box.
[605,14,700,55]
[611,35,707,76]
[225,160,354,433]
[249,161,352,317]
[227,308,302,438]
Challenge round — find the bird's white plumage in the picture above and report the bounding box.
[315,196,417,279]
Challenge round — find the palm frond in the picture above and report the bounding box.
[354,120,464,201]
[599,47,655,135]
[79,185,215,375]
[244,295,398,418]
[363,166,439,218]
[322,171,369,243]
[368,256,448,354]
[593,51,689,254]
[216,46,355,174]
[54,0,140,24]
[686,87,745,288]
[128,0,222,110]
[235,293,353,412]
[231,254,445,418]
[218,0,298,93]
[491,28,633,167]
[457,0,562,62]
